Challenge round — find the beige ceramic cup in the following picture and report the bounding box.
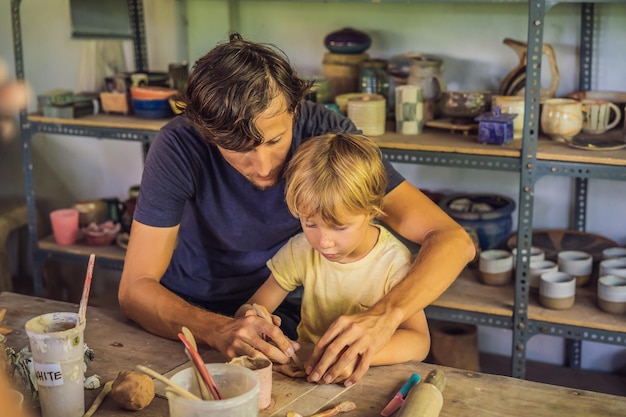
[493,95,525,140]
[602,247,626,260]
[541,98,583,142]
[580,99,622,134]
[512,246,545,267]
[479,249,513,286]
[540,271,576,310]
[597,275,626,314]
[599,257,626,278]
[557,250,593,287]
[529,259,558,294]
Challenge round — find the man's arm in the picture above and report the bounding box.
[306,181,475,385]
[117,220,296,362]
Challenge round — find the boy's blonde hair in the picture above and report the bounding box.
[284,133,387,225]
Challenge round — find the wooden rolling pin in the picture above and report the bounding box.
[396,370,445,417]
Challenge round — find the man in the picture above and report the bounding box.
[118,33,475,386]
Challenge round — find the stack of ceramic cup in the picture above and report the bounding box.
[597,247,626,314]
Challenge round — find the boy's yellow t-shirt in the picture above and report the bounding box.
[267,224,412,343]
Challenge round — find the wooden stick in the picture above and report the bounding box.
[253,303,304,369]
[181,327,213,400]
[136,365,201,401]
[83,380,113,417]
[178,333,223,400]
[78,254,96,324]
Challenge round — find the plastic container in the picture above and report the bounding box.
[167,363,259,417]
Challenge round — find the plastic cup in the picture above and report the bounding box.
[49,208,79,245]
[25,312,85,417]
[167,363,259,417]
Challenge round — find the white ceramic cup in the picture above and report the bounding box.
[395,85,424,135]
[479,249,513,286]
[602,247,626,260]
[529,259,558,293]
[539,271,576,310]
[599,258,626,278]
[512,246,545,267]
[580,99,622,134]
[557,250,593,287]
[597,275,626,314]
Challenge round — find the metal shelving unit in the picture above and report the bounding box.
[11,0,626,380]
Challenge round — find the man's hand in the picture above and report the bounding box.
[208,314,299,365]
[305,308,399,386]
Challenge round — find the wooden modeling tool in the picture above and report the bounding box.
[178,332,223,400]
[181,326,213,400]
[253,303,304,370]
[286,400,357,417]
[78,253,96,325]
[136,365,200,400]
[396,369,446,417]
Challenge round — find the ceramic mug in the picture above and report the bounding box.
[478,249,513,286]
[539,271,576,310]
[580,99,621,134]
[557,250,593,287]
[492,95,525,140]
[540,98,583,142]
[597,275,626,314]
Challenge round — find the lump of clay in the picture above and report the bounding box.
[110,370,155,411]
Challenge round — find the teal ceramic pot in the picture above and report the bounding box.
[439,194,516,250]
[324,27,371,54]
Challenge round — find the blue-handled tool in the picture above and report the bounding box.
[380,372,421,416]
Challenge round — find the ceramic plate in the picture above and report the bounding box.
[566,137,626,151]
[507,229,618,262]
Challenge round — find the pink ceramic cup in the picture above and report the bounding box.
[50,208,79,245]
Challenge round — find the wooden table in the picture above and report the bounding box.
[1,292,625,416]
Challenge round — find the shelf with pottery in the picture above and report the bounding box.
[27,113,171,136]
[375,127,626,168]
[431,267,626,340]
[37,234,126,266]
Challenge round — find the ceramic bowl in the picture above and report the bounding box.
[130,86,177,100]
[132,98,174,119]
[440,91,492,122]
[324,27,371,54]
[82,221,121,246]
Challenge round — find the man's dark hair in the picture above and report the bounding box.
[182,33,312,152]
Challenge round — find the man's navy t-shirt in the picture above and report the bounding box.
[134,101,405,314]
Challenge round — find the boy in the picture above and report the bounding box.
[236,133,430,377]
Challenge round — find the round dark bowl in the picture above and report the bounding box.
[324,27,371,54]
[441,91,492,122]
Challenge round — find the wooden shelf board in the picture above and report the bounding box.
[528,283,626,333]
[28,113,171,131]
[26,114,626,166]
[38,234,126,262]
[432,268,514,317]
[434,268,626,335]
[375,126,626,166]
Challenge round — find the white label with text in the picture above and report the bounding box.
[33,362,64,387]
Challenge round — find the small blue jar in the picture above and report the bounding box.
[475,107,517,145]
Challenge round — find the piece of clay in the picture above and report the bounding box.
[273,362,306,378]
[110,370,155,411]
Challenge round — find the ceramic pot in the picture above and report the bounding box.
[541,98,583,142]
[324,28,371,54]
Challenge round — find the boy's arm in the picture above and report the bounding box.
[370,309,430,366]
[235,274,290,320]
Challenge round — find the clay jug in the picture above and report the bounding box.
[499,38,560,100]
[407,55,446,120]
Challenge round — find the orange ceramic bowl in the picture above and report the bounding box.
[130,86,177,100]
